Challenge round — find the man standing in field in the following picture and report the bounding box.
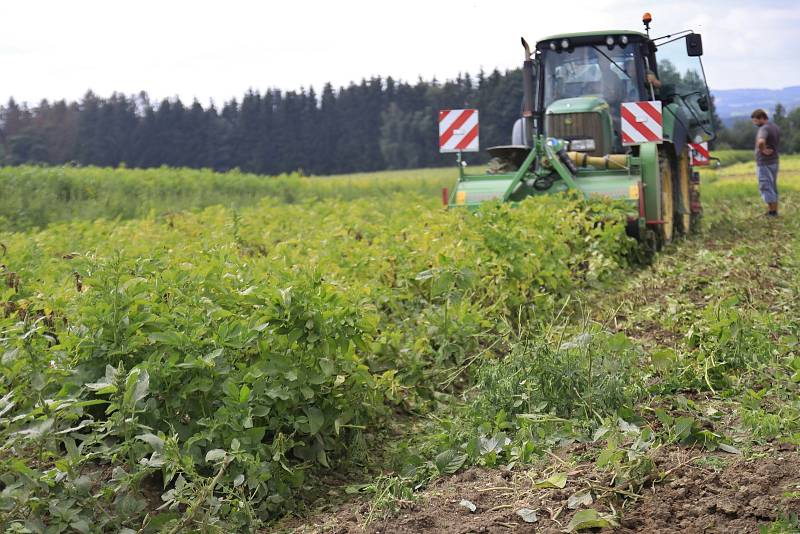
[751,109,781,217]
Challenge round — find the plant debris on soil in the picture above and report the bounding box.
[284,447,800,533]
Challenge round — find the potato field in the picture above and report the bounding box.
[1,155,799,533]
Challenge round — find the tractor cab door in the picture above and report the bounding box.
[653,34,716,143]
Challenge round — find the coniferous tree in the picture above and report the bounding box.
[6,67,760,172]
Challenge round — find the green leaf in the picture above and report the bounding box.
[316,449,330,468]
[673,416,696,440]
[148,331,183,346]
[287,328,304,344]
[318,358,335,376]
[144,512,181,530]
[136,433,164,452]
[535,472,567,489]
[123,368,149,408]
[651,348,677,370]
[592,425,611,442]
[479,433,509,455]
[239,384,251,403]
[566,508,618,531]
[70,518,91,534]
[345,484,369,494]
[434,449,467,475]
[1,348,20,366]
[86,364,120,394]
[205,449,226,462]
[132,369,149,403]
[9,459,39,478]
[617,418,639,434]
[306,407,324,435]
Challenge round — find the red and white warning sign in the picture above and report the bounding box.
[689,142,710,166]
[621,101,663,145]
[439,109,479,153]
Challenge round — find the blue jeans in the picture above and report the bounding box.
[757,163,779,204]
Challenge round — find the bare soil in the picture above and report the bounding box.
[280,446,799,533]
[618,448,800,534]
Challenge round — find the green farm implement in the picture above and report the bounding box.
[447,13,715,247]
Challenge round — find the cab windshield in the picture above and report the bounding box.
[542,44,643,111]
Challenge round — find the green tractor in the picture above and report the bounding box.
[448,13,715,247]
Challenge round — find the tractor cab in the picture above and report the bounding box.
[535,32,650,154]
[524,30,714,156]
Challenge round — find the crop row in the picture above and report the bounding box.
[0,184,636,530]
[0,165,452,232]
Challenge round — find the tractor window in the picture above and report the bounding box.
[543,45,642,111]
[654,37,715,141]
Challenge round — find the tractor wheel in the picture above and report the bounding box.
[676,149,693,235]
[658,149,676,245]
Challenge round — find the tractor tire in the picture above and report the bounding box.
[675,149,694,236]
[658,148,677,246]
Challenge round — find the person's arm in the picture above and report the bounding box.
[757,129,774,156]
[646,71,662,89]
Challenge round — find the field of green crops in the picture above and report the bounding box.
[0,163,638,532]
[2,156,799,533]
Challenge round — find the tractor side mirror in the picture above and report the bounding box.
[686,33,703,56]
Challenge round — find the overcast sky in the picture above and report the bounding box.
[2,0,798,106]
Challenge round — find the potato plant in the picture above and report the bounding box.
[0,175,636,531]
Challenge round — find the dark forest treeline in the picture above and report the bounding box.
[3,67,797,175]
[0,71,522,175]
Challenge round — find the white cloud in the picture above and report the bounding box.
[1,0,798,105]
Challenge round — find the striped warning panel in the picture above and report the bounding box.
[621,101,663,145]
[439,109,479,153]
[689,142,710,166]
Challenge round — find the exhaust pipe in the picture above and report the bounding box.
[521,37,534,119]
[520,37,535,147]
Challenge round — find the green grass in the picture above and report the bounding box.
[710,148,753,167]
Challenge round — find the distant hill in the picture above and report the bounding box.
[712,86,800,126]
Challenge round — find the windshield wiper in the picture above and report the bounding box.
[590,45,631,80]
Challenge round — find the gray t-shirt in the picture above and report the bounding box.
[756,122,780,166]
